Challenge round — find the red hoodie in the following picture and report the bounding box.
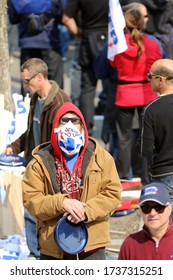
[110,34,162,107]
[50,102,89,174]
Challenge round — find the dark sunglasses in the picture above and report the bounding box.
[147,73,161,81]
[60,117,81,125]
[148,73,173,82]
[22,73,38,84]
[140,203,168,214]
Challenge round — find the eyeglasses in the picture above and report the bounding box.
[140,203,168,214]
[60,117,81,125]
[147,73,164,82]
[148,73,173,82]
[22,73,38,84]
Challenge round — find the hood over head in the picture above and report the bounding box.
[51,102,89,158]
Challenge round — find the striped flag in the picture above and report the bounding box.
[108,0,127,60]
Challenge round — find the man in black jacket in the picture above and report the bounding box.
[137,58,173,217]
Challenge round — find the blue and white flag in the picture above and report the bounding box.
[1,93,28,151]
[108,0,127,60]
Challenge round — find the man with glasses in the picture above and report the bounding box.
[137,58,173,219]
[118,182,173,260]
[22,102,122,260]
[2,58,71,259]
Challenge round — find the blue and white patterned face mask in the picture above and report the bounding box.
[54,122,85,156]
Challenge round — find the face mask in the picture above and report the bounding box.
[54,122,85,156]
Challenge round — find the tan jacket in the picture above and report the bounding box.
[22,138,122,259]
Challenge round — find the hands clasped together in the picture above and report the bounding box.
[62,199,87,224]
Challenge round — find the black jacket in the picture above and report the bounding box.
[137,94,173,177]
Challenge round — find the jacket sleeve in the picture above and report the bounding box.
[94,43,110,79]
[136,107,155,156]
[22,158,70,221]
[94,42,118,81]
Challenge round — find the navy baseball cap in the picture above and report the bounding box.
[139,182,170,206]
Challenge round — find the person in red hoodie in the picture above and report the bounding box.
[110,8,162,182]
[118,182,173,260]
[22,102,122,260]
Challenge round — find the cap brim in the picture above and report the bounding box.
[139,198,166,206]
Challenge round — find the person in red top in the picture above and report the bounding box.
[110,8,162,181]
[118,182,173,260]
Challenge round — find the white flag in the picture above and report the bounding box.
[108,0,128,60]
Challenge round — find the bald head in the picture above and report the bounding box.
[149,59,173,95]
[150,59,173,79]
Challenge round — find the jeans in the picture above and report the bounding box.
[24,208,40,258]
[151,175,173,218]
[58,25,70,57]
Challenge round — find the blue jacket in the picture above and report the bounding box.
[94,42,118,81]
[8,0,66,49]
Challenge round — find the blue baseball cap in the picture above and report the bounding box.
[139,182,170,206]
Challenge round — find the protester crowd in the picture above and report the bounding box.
[3,0,173,260]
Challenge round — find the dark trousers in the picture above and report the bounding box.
[79,65,97,135]
[115,106,149,183]
[20,48,64,97]
[40,248,106,260]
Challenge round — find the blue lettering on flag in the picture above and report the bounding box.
[108,15,118,45]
